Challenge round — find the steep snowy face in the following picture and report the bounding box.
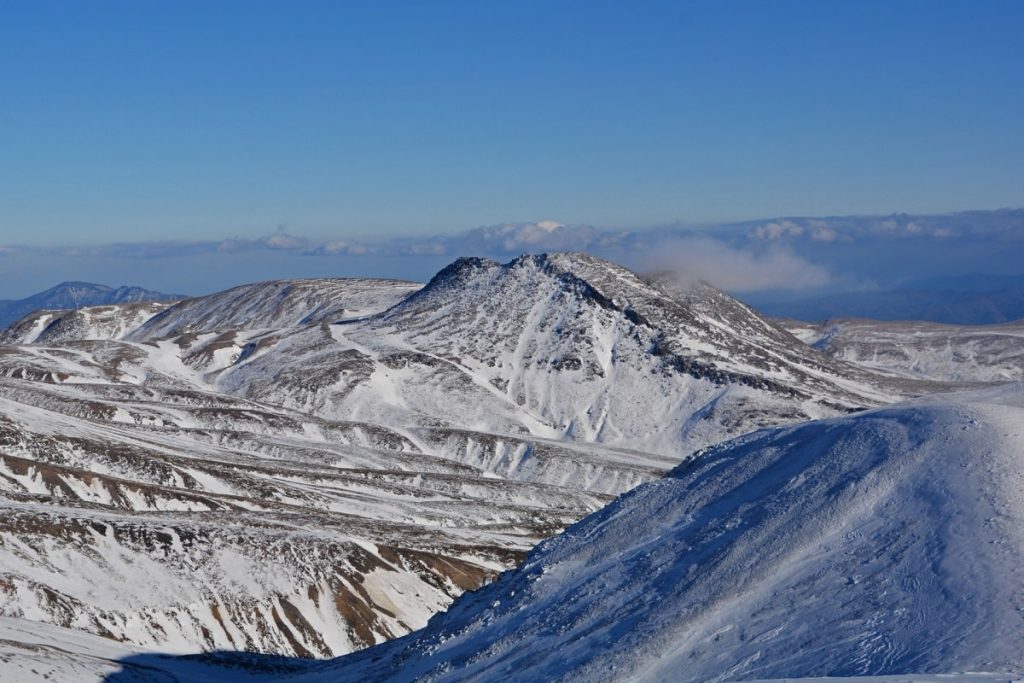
[311,385,1024,683]
[0,302,174,345]
[377,253,893,400]
[323,253,897,454]
[782,317,1024,383]
[377,254,853,389]
[130,277,422,340]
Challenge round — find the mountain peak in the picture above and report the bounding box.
[48,280,112,291]
[421,256,501,292]
[407,252,657,313]
[0,281,182,330]
[367,251,890,455]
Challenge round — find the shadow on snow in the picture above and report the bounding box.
[102,650,320,682]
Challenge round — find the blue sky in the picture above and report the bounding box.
[0,2,1022,298]
[2,1,1022,246]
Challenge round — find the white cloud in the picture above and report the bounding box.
[810,226,840,242]
[262,231,308,250]
[216,229,309,253]
[636,238,831,292]
[871,218,925,235]
[873,218,902,232]
[320,240,371,255]
[402,243,447,256]
[751,220,804,240]
[469,220,599,252]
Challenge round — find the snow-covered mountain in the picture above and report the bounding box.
[130,277,421,339]
[203,254,901,464]
[0,282,182,331]
[782,317,1024,383]
[0,253,1001,681]
[306,384,1024,683]
[0,359,619,660]
[0,301,175,345]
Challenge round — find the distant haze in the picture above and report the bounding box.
[2,210,1023,311]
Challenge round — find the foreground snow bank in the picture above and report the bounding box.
[742,677,1020,683]
[305,385,1024,682]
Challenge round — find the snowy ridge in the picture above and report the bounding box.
[130,278,421,340]
[101,253,907,482]
[0,302,175,345]
[307,385,1024,683]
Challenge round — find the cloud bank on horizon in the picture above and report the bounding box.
[1,209,1022,300]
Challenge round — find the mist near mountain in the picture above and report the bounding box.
[3,209,1023,318]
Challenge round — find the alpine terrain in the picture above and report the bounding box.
[300,385,1024,683]
[0,253,1011,682]
[782,317,1024,383]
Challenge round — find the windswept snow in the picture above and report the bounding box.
[309,385,1024,683]
[781,318,1024,383]
[0,302,175,345]
[130,278,421,340]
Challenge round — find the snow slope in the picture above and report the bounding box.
[0,302,175,345]
[0,612,1017,683]
[308,384,1024,683]
[0,373,613,660]
[781,318,1024,383]
[130,278,421,339]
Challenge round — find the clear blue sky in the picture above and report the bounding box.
[1,0,1022,247]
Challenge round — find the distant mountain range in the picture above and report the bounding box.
[0,281,183,330]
